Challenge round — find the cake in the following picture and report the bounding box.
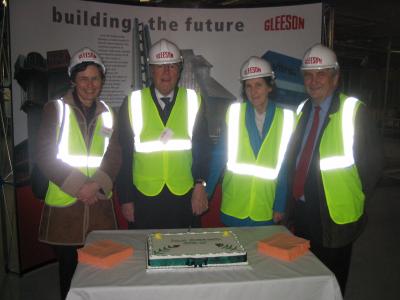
[147,230,248,269]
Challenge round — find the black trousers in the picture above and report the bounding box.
[311,242,353,294]
[128,186,200,229]
[293,200,352,295]
[52,245,80,300]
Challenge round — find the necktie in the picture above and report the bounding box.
[292,106,321,199]
[160,97,172,119]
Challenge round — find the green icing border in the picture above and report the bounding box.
[148,254,247,268]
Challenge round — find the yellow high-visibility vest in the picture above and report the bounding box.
[128,87,201,196]
[222,102,294,221]
[318,95,364,224]
[45,99,113,207]
[296,94,365,224]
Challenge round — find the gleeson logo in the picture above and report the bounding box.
[264,15,304,31]
[156,51,174,59]
[79,52,96,59]
[244,66,262,75]
[304,57,323,65]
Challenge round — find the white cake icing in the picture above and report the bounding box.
[147,231,248,269]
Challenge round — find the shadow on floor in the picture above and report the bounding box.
[345,177,400,300]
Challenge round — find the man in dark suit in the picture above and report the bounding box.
[284,43,383,295]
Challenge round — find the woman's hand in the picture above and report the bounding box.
[273,211,284,224]
[77,181,100,205]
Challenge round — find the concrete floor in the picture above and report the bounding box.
[345,178,400,300]
[0,263,60,300]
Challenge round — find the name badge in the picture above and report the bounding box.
[100,126,113,138]
[160,128,174,144]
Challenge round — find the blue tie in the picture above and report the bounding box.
[160,97,172,119]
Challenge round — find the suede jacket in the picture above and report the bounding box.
[36,90,121,245]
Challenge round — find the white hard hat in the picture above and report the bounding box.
[240,56,275,81]
[301,44,339,70]
[68,47,106,77]
[148,39,183,65]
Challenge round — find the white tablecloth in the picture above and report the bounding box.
[67,226,342,300]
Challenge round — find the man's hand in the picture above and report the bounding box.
[121,202,135,223]
[77,181,100,205]
[191,183,209,216]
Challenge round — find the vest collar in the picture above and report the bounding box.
[150,85,178,102]
[326,89,341,115]
[154,88,174,101]
[61,89,109,116]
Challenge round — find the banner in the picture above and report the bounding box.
[9,0,321,272]
[10,0,321,144]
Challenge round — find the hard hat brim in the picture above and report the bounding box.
[301,63,339,71]
[240,72,275,81]
[148,58,183,65]
[68,62,106,77]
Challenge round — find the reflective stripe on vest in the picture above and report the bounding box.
[129,89,199,153]
[296,99,307,115]
[56,99,113,167]
[320,97,358,170]
[296,96,359,170]
[226,103,294,179]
